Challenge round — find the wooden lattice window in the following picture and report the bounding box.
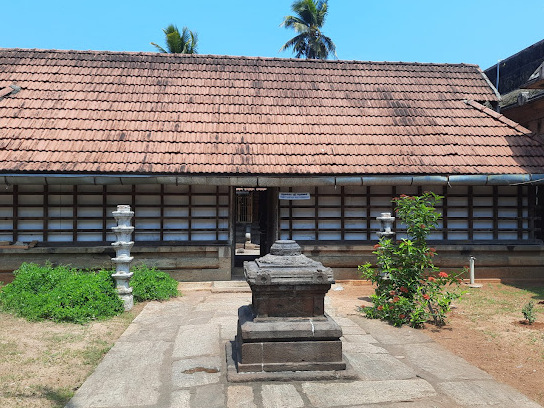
[0,184,230,244]
[236,193,253,223]
[278,185,538,243]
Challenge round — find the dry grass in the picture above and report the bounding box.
[424,282,544,405]
[0,303,144,408]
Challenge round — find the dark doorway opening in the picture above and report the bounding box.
[233,188,274,274]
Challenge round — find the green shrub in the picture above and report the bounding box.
[359,192,463,327]
[0,262,124,324]
[522,301,536,324]
[130,264,179,302]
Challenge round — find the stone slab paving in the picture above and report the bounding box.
[67,282,543,408]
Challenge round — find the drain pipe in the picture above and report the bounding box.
[495,59,501,93]
[468,256,483,288]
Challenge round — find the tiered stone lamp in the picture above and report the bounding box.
[376,212,395,240]
[111,205,134,311]
[376,212,396,280]
[232,240,348,379]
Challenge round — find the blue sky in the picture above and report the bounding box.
[2,0,542,70]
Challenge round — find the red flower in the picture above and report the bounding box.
[428,276,436,282]
[423,294,430,300]
[389,290,396,296]
[360,305,366,309]
[438,271,448,278]
[429,248,436,252]
[420,224,426,228]
[393,296,400,303]
[373,244,380,249]
[377,305,383,311]
[400,286,408,293]
[399,314,406,319]
[400,194,408,198]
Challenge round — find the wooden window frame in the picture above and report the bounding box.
[0,184,230,245]
[278,185,540,244]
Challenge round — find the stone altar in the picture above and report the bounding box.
[231,240,348,377]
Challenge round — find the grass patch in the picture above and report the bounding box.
[0,341,20,360]
[39,386,75,407]
[457,284,544,316]
[1,384,74,408]
[43,332,85,344]
[79,339,113,366]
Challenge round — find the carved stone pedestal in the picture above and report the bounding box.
[229,240,353,381]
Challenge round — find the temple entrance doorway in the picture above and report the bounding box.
[232,188,275,278]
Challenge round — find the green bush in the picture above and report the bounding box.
[130,264,179,302]
[359,192,463,327]
[0,262,124,324]
[522,301,536,324]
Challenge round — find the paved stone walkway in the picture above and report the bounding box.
[67,282,542,408]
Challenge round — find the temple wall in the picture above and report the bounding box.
[0,182,543,283]
[1,242,543,284]
[301,243,544,282]
[0,245,232,283]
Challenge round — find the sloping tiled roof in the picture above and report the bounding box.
[0,48,543,175]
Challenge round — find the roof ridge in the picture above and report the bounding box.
[465,99,534,137]
[0,47,480,68]
[477,66,501,100]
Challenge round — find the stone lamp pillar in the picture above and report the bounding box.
[111,205,134,311]
[376,212,395,240]
[376,212,395,280]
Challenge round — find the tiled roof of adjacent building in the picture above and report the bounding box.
[0,48,543,175]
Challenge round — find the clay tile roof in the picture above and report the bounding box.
[0,48,543,176]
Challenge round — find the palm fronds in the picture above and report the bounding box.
[281,0,336,60]
[151,24,198,54]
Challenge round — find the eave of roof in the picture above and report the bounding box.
[2,173,544,187]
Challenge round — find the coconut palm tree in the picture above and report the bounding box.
[151,24,198,54]
[280,0,336,59]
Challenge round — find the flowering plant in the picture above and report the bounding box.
[359,192,464,327]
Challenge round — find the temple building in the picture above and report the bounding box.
[1,49,543,281]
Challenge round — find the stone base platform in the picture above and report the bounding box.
[225,342,359,382]
[234,305,348,375]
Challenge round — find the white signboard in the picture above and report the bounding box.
[279,192,311,200]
